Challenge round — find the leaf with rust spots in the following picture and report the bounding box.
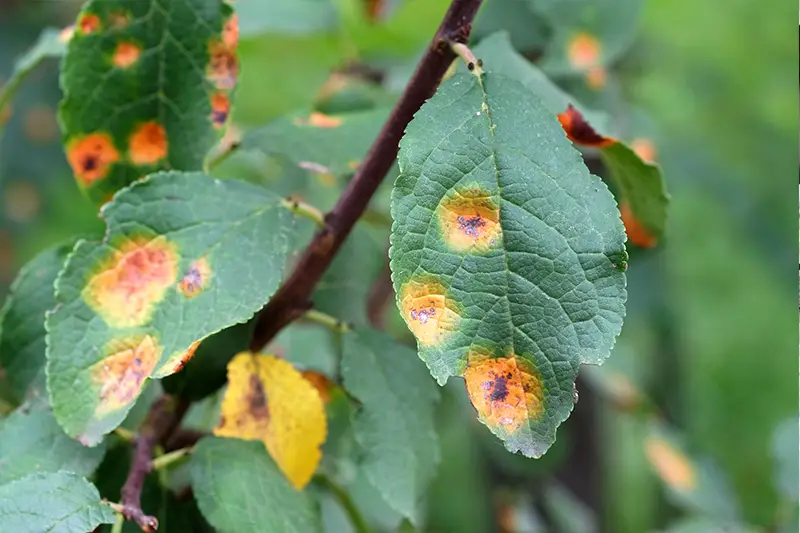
[59,0,237,204]
[214,352,326,490]
[46,171,296,443]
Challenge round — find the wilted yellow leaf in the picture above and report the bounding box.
[214,352,327,489]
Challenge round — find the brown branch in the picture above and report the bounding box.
[120,395,190,531]
[249,0,485,351]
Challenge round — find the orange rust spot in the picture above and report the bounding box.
[464,355,544,434]
[293,112,343,128]
[83,236,179,328]
[59,25,75,43]
[645,436,697,492]
[568,32,601,70]
[399,276,460,347]
[178,257,212,298]
[3,181,40,223]
[113,42,141,68]
[129,121,168,165]
[207,40,238,90]
[210,92,230,129]
[78,13,101,34]
[66,133,120,186]
[585,66,607,89]
[91,334,161,416]
[223,14,239,49]
[631,138,657,164]
[109,11,130,29]
[620,201,657,248]
[557,105,616,148]
[157,340,202,377]
[301,371,333,403]
[438,188,502,252]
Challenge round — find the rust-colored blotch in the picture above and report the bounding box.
[78,13,100,34]
[644,436,697,492]
[223,14,239,49]
[464,355,544,434]
[585,66,607,90]
[66,133,120,186]
[620,201,657,248]
[557,105,616,148]
[129,121,168,165]
[568,32,601,70]
[301,370,334,404]
[438,188,502,252]
[210,93,230,129]
[91,334,161,416]
[156,340,201,377]
[631,138,658,164]
[83,236,179,328]
[207,40,238,90]
[399,277,460,346]
[293,112,343,129]
[113,42,141,68]
[178,257,212,298]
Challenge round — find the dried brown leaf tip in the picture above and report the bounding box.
[438,187,502,253]
[66,132,120,186]
[399,276,461,347]
[113,42,141,69]
[129,121,168,165]
[557,105,615,148]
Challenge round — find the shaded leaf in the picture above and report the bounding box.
[771,416,799,501]
[214,352,327,489]
[236,0,338,36]
[0,242,70,403]
[473,0,551,53]
[59,0,237,204]
[46,171,296,444]
[191,436,322,533]
[661,518,760,533]
[341,327,439,520]
[0,471,115,533]
[390,72,627,457]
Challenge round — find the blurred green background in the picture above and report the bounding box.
[0,0,796,532]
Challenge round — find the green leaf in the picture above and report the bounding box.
[389,72,627,458]
[0,409,106,484]
[191,436,322,533]
[46,171,296,444]
[0,242,70,403]
[58,0,237,204]
[0,471,115,533]
[661,518,760,533]
[236,0,338,36]
[771,416,799,501]
[341,327,439,520]
[473,0,551,54]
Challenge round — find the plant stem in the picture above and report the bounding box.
[150,446,193,471]
[303,309,350,333]
[450,42,484,75]
[249,0,485,352]
[282,197,326,227]
[205,141,239,172]
[114,427,136,443]
[316,476,373,533]
[110,512,124,533]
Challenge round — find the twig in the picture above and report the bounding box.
[303,309,351,333]
[120,395,190,532]
[150,446,193,471]
[282,197,326,227]
[249,0,485,352]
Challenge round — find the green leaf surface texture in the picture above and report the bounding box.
[59,0,237,204]
[389,72,627,457]
[0,471,115,533]
[46,171,295,444]
[235,0,338,36]
[341,327,439,520]
[191,436,322,533]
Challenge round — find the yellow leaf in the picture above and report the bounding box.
[214,352,327,489]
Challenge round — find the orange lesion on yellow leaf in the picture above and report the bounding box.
[83,235,180,328]
[399,276,460,347]
[66,133,120,186]
[644,436,697,492]
[178,257,212,298]
[154,340,201,377]
[78,13,101,34]
[293,112,343,128]
[112,42,141,68]
[223,14,239,49]
[90,334,161,416]
[557,105,616,148]
[631,138,657,164]
[464,353,544,435]
[438,187,502,253]
[207,40,238,90]
[619,201,657,248]
[128,121,168,165]
[210,92,230,129]
[568,32,601,71]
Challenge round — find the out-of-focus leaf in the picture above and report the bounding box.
[0,471,115,532]
[472,0,551,54]
[236,0,338,36]
[0,242,70,403]
[660,518,760,533]
[46,171,296,444]
[390,72,627,457]
[271,324,339,376]
[191,436,322,533]
[214,352,327,489]
[59,0,237,204]
[771,416,799,501]
[542,483,597,533]
[341,327,439,521]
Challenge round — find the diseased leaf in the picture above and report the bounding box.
[191,436,322,533]
[771,416,799,501]
[341,327,439,520]
[58,0,238,204]
[214,352,327,489]
[46,171,296,444]
[0,471,115,533]
[0,409,106,484]
[389,72,627,458]
[236,0,338,36]
[0,242,71,403]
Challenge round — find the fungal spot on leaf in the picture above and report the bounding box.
[207,40,238,90]
[78,13,100,34]
[210,93,230,129]
[567,32,601,70]
[108,11,130,29]
[620,201,657,248]
[178,257,211,298]
[631,138,657,164]
[644,436,696,492]
[154,340,201,378]
[112,42,141,68]
[128,121,168,165]
[301,371,334,403]
[437,187,501,252]
[223,14,239,49]
[585,66,607,89]
[557,105,615,148]
[66,133,120,186]
[90,334,161,417]
[293,112,343,128]
[399,276,460,346]
[83,236,179,328]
